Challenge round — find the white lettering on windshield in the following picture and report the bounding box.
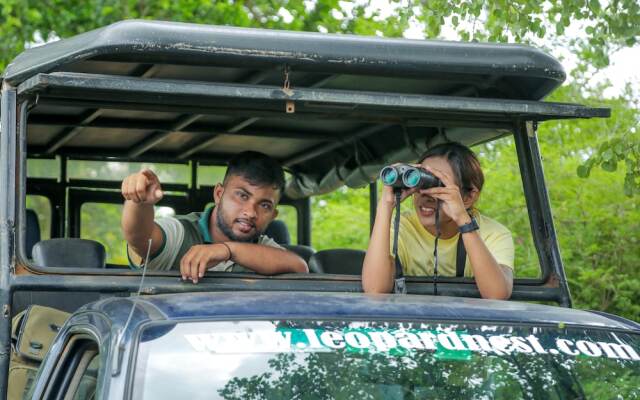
[183,326,640,362]
[184,330,292,353]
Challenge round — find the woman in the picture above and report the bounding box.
[362,142,514,299]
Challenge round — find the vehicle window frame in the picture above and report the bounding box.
[40,333,101,400]
[13,91,563,305]
[63,349,98,400]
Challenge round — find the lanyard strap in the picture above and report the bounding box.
[456,235,467,277]
[432,199,441,295]
[394,197,463,293]
[392,191,406,294]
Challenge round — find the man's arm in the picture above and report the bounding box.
[122,202,164,260]
[180,243,308,283]
[227,242,308,274]
[121,169,165,260]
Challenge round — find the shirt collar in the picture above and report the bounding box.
[198,206,214,243]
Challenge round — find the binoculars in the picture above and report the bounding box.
[380,164,442,190]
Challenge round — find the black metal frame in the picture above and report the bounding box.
[27,178,65,237]
[513,120,572,306]
[0,84,17,398]
[20,72,608,123]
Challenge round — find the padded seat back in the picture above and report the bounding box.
[25,209,40,258]
[282,244,316,269]
[308,249,366,275]
[32,239,106,269]
[264,220,291,245]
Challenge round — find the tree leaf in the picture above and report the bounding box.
[577,164,590,178]
[602,160,618,172]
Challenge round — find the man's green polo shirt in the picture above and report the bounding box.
[128,206,281,272]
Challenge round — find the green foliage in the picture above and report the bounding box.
[312,186,370,250]
[81,203,128,265]
[573,88,640,197]
[486,84,639,320]
[477,140,541,279]
[413,0,640,70]
[533,85,640,320]
[483,131,639,321]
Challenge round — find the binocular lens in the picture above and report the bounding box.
[380,167,398,185]
[401,167,441,189]
[380,164,441,189]
[404,169,421,188]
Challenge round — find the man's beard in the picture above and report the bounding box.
[215,200,261,243]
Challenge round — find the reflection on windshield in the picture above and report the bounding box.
[132,321,640,400]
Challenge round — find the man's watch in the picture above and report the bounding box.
[458,217,479,234]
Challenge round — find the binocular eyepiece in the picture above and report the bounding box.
[380,164,442,190]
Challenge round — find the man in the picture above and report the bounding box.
[121,151,308,283]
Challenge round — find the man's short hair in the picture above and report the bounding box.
[223,151,285,193]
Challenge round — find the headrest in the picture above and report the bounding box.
[264,220,291,245]
[25,209,40,258]
[282,244,316,267]
[308,249,366,275]
[32,239,107,269]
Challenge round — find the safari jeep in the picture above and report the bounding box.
[0,20,638,399]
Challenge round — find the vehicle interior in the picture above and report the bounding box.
[0,20,611,320]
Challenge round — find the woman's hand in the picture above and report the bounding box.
[380,184,416,208]
[379,164,419,208]
[421,166,471,225]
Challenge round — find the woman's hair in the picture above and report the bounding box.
[418,142,484,196]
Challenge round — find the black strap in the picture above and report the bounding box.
[393,258,406,294]
[456,235,467,277]
[432,200,441,296]
[392,191,406,294]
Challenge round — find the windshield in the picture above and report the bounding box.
[132,320,640,400]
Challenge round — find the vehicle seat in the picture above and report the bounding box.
[308,249,366,275]
[282,244,316,269]
[15,238,107,316]
[25,209,40,259]
[264,220,291,244]
[32,239,107,269]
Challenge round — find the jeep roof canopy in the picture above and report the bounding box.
[3,20,608,195]
[1,20,610,353]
